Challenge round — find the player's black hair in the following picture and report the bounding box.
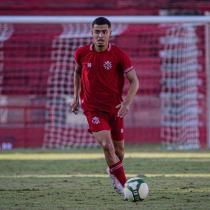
[92,17,111,28]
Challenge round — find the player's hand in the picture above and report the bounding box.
[115,102,130,118]
[71,98,79,114]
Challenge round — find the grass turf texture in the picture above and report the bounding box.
[0,145,210,210]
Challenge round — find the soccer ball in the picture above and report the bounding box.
[124,177,149,202]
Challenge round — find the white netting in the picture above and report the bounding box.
[0,23,14,94]
[0,24,13,125]
[160,23,201,150]
[43,23,127,148]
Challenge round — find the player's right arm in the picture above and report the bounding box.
[71,63,82,114]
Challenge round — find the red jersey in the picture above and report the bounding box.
[74,43,134,113]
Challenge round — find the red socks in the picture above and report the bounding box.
[109,161,127,186]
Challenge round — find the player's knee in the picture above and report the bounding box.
[93,131,115,156]
[101,140,114,153]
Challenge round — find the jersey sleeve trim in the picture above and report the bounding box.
[124,66,134,73]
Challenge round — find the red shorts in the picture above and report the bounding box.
[84,111,124,141]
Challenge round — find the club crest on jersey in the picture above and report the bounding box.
[92,116,100,124]
[87,63,92,68]
[103,60,112,70]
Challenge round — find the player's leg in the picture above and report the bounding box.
[85,111,126,193]
[84,111,118,165]
[103,115,127,193]
[93,130,126,194]
[92,130,126,184]
[92,130,119,166]
[111,115,125,162]
[113,140,124,161]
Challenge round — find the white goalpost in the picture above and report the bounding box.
[0,15,209,149]
[0,15,210,23]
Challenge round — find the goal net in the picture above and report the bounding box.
[0,16,208,149]
[160,23,203,150]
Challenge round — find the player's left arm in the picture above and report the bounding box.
[116,69,139,118]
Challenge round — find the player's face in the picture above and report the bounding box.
[92,24,111,51]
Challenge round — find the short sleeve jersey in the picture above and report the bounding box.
[74,43,134,113]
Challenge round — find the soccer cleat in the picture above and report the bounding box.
[106,167,124,195]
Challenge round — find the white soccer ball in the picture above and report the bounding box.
[124,177,149,202]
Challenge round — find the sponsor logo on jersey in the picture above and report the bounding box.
[92,116,100,124]
[103,60,112,70]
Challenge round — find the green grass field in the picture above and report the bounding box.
[0,145,210,210]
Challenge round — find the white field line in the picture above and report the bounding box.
[0,173,210,178]
[0,152,210,160]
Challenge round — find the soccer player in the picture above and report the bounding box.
[71,17,139,195]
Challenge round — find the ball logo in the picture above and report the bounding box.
[103,61,112,70]
[92,116,100,124]
[128,181,138,190]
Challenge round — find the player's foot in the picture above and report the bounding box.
[106,167,124,195]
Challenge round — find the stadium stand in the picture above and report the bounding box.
[1,0,210,15]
